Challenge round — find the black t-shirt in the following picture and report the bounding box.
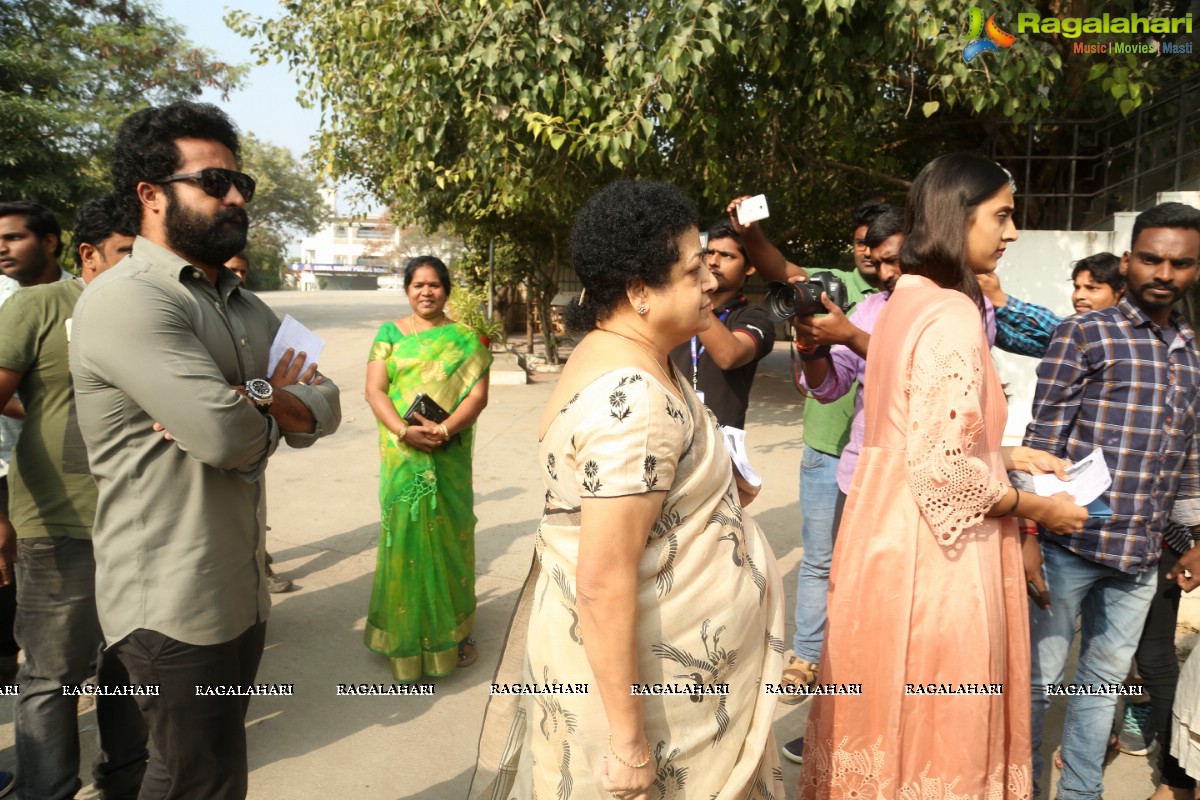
[668,295,775,429]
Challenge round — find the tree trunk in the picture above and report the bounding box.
[524,284,534,353]
[541,233,562,365]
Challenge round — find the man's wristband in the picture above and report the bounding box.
[798,344,831,361]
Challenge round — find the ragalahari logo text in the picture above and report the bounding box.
[962,9,1017,62]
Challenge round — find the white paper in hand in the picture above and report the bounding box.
[1030,447,1111,506]
[268,314,326,379]
[721,426,762,487]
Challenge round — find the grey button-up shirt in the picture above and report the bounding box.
[70,237,341,646]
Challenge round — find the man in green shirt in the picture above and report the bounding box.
[729,199,886,721]
[0,194,148,799]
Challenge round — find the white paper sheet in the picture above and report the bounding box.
[1030,446,1111,506]
[721,426,762,488]
[267,314,326,379]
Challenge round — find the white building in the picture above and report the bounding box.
[297,214,462,273]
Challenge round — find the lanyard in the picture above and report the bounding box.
[690,307,733,390]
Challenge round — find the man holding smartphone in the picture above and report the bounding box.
[668,220,774,433]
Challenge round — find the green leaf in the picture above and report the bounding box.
[921,100,939,117]
[549,132,567,151]
[659,92,673,111]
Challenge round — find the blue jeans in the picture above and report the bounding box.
[1030,540,1155,800]
[14,537,147,800]
[792,445,841,662]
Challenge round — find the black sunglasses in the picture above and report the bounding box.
[155,168,257,202]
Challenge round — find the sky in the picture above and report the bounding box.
[156,0,317,157]
[155,0,373,216]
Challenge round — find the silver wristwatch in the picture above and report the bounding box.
[245,378,274,412]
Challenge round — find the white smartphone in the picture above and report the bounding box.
[736,194,770,225]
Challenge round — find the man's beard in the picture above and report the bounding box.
[164,189,248,267]
[0,256,51,286]
[1131,280,1182,312]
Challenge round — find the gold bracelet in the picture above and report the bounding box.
[397,423,409,440]
[607,735,651,769]
[437,423,450,441]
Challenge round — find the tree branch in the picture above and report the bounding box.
[817,158,913,190]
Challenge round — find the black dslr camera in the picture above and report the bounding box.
[764,271,851,322]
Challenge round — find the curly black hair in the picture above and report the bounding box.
[71,194,137,269]
[565,181,699,333]
[110,101,241,225]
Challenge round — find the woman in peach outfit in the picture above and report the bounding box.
[798,154,1087,800]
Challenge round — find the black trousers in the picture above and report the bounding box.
[1134,548,1195,789]
[115,621,267,800]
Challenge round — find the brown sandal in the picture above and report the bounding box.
[779,651,818,706]
[457,637,477,668]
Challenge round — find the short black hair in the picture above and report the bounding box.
[110,101,241,226]
[851,201,890,231]
[1070,252,1123,293]
[404,255,452,296]
[705,220,746,260]
[864,206,904,249]
[566,180,699,333]
[71,194,137,269]
[0,200,63,257]
[1131,202,1200,252]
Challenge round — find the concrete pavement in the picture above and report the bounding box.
[0,289,1168,798]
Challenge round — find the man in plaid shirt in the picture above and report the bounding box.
[1024,202,1200,800]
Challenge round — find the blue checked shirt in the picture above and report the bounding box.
[993,293,1060,357]
[1024,296,1200,574]
[995,295,1061,358]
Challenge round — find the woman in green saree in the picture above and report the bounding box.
[364,256,492,682]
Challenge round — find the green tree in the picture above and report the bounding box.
[239,134,330,290]
[1,0,244,216]
[234,0,1197,356]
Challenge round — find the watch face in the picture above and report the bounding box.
[246,379,273,402]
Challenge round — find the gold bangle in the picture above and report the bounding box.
[438,423,450,441]
[607,734,651,769]
[397,423,409,440]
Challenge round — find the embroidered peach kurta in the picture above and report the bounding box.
[799,275,1032,800]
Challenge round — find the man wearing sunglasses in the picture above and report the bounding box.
[70,101,342,800]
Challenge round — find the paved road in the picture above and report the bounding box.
[0,289,1163,798]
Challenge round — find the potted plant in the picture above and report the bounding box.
[448,282,504,349]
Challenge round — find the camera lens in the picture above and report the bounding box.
[764,282,799,321]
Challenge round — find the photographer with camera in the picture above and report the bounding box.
[728,196,889,714]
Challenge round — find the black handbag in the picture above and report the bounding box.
[402,392,450,427]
